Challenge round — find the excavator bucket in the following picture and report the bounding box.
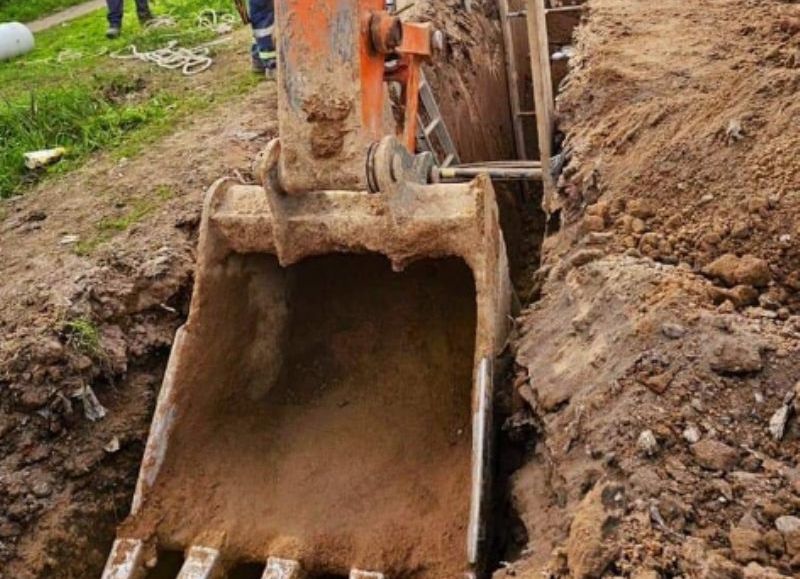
[102,164,511,579]
[102,0,513,576]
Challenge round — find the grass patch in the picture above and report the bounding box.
[75,195,160,255]
[0,83,174,195]
[0,0,253,198]
[73,183,184,255]
[0,0,88,23]
[62,317,101,356]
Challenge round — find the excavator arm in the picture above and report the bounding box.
[101,1,511,578]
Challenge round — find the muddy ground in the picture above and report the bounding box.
[1,0,799,577]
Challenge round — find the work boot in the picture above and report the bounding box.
[106,26,121,39]
[264,61,277,81]
[138,11,155,26]
[251,56,267,74]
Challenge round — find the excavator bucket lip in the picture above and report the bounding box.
[104,176,511,578]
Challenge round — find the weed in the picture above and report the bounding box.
[75,195,166,255]
[154,184,177,201]
[63,317,101,356]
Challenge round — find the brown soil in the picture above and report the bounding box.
[126,256,477,577]
[498,0,800,578]
[5,0,799,577]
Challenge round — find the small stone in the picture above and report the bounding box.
[730,526,768,564]
[743,562,792,578]
[569,249,605,268]
[775,516,800,535]
[638,429,659,456]
[712,478,734,501]
[627,199,656,219]
[764,530,785,556]
[582,215,606,233]
[629,466,662,496]
[708,285,759,308]
[104,436,121,454]
[662,322,687,339]
[644,371,674,394]
[31,481,51,498]
[768,404,793,441]
[691,439,740,471]
[780,527,800,557]
[631,217,647,233]
[703,254,772,288]
[683,425,701,444]
[59,234,80,245]
[746,196,769,214]
[710,338,763,375]
[726,119,744,143]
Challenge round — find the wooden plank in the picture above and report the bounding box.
[498,0,528,160]
[546,6,583,45]
[525,0,556,204]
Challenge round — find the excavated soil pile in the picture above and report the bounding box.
[499,0,800,578]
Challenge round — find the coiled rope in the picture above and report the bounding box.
[109,10,236,76]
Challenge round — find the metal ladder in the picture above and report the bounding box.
[416,72,460,168]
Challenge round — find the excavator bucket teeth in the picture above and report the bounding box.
[106,174,511,578]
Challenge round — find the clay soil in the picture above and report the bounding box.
[2,0,799,578]
[498,0,800,578]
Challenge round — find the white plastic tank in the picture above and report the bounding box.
[0,22,35,62]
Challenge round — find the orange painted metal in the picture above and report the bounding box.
[359,5,390,141]
[397,22,432,55]
[275,0,435,188]
[384,22,434,152]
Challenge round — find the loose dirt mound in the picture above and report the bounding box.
[500,0,800,577]
[552,0,799,311]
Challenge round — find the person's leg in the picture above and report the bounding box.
[249,0,276,73]
[106,0,123,27]
[135,0,153,23]
[106,0,123,37]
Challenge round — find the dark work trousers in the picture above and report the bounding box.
[249,0,276,66]
[106,0,151,27]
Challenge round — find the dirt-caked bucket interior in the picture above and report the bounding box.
[126,253,479,577]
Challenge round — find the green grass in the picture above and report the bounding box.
[62,317,101,356]
[0,0,253,199]
[74,185,176,255]
[0,0,88,23]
